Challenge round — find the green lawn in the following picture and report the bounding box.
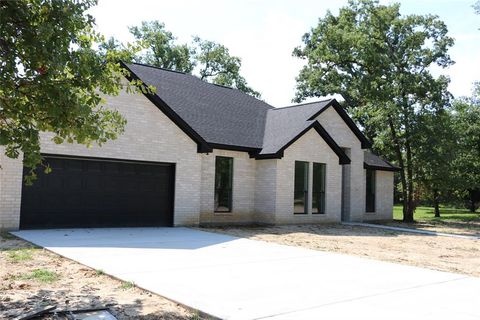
[393,205,480,223]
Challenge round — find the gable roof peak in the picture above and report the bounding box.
[128,62,189,75]
[277,98,335,110]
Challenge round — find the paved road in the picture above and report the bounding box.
[14,228,480,320]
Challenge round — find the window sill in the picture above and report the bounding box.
[312,212,325,215]
[293,212,308,215]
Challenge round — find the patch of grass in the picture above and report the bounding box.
[95,269,105,276]
[189,313,202,320]
[6,248,35,262]
[0,231,16,240]
[16,269,59,283]
[119,281,135,290]
[394,205,480,223]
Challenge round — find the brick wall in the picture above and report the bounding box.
[199,149,258,225]
[363,170,394,221]
[316,107,365,222]
[0,86,203,230]
[275,129,342,224]
[254,159,277,224]
[0,149,24,230]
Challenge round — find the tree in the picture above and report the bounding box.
[129,21,194,72]
[129,22,260,97]
[98,37,137,63]
[0,0,142,182]
[293,0,454,222]
[415,108,455,217]
[193,37,260,97]
[451,83,480,212]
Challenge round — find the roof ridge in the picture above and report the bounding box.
[276,99,333,110]
[129,62,274,109]
[129,62,188,75]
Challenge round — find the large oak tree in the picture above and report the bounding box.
[293,0,454,222]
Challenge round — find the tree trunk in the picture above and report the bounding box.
[387,117,410,221]
[433,189,440,217]
[468,189,476,213]
[402,105,415,223]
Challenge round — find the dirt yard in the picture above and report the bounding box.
[205,224,480,277]
[0,233,201,320]
[380,220,480,237]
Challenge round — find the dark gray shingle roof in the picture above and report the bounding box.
[124,63,391,166]
[364,151,400,171]
[260,100,331,154]
[127,63,273,149]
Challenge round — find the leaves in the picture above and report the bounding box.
[129,21,194,72]
[193,37,260,97]
[451,85,480,190]
[128,21,260,97]
[293,0,454,220]
[0,0,141,182]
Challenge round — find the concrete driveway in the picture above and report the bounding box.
[14,227,480,320]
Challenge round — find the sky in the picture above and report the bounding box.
[89,0,480,107]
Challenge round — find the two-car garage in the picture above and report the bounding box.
[19,155,175,229]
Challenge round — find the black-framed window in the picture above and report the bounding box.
[215,156,233,212]
[366,169,376,212]
[294,161,309,214]
[312,163,326,214]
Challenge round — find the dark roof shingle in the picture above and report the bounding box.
[260,100,331,154]
[127,63,273,149]
[124,62,391,166]
[364,151,400,171]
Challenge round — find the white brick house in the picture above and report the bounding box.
[0,62,398,230]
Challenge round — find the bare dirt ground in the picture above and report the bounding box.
[204,224,480,277]
[0,233,201,320]
[379,220,480,237]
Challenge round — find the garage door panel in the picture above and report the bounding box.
[20,156,175,229]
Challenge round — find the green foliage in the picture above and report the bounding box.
[0,0,141,183]
[451,84,480,211]
[293,0,454,221]
[393,205,480,223]
[16,268,59,283]
[129,21,194,72]
[119,280,135,290]
[6,248,36,262]
[128,21,260,97]
[95,269,105,275]
[415,107,456,203]
[193,37,260,97]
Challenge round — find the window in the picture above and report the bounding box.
[366,169,376,212]
[312,163,326,214]
[294,161,309,214]
[215,156,233,212]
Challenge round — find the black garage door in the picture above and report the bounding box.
[20,155,175,229]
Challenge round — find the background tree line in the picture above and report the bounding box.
[107,20,260,97]
[293,0,480,220]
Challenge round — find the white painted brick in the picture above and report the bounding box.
[0,86,202,230]
[200,149,257,224]
[0,89,394,230]
[316,107,365,222]
[363,170,394,221]
[274,129,342,224]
